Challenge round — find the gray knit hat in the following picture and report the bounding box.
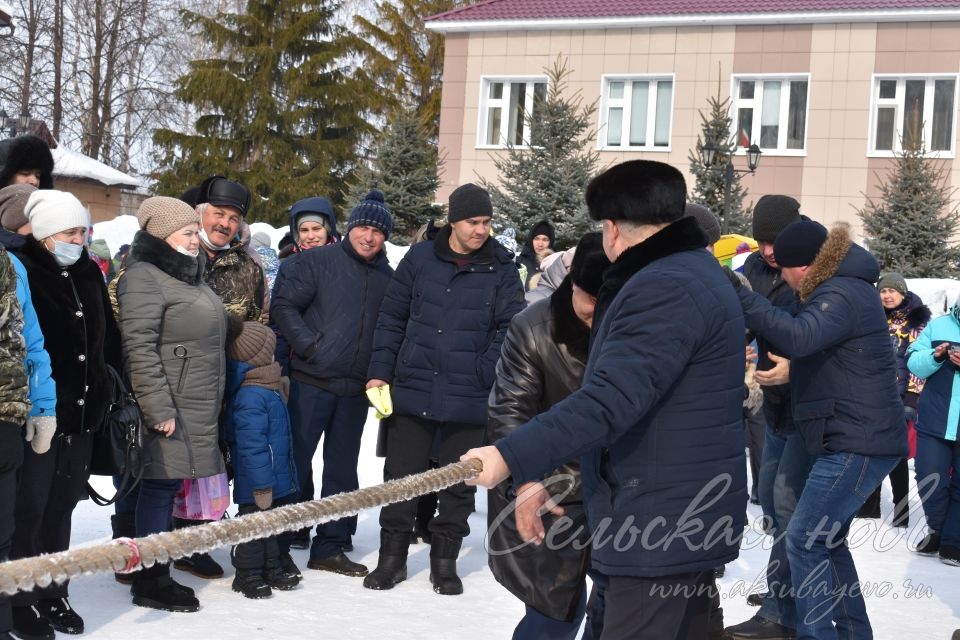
[227,321,276,367]
[685,203,721,246]
[137,196,200,240]
[0,183,36,232]
[877,272,908,296]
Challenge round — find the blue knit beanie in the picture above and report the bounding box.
[348,190,393,241]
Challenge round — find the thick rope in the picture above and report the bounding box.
[0,458,483,596]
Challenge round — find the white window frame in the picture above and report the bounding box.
[730,74,811,157]
[476,76,548,149]
[597,74,675,151]
[867,74,959,158]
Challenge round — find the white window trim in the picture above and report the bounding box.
[596,73,675,152]
[729,73,811,157]
[866,73,959,159]
[476,75,548,150]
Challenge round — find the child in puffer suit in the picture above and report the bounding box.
[225,321,301,599]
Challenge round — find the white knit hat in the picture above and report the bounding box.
[25,190,90,240]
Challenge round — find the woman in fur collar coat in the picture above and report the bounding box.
[116,197,228,614]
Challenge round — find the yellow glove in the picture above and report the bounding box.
[365,384,393,419]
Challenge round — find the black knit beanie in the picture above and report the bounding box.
[773,220,828,268]
[448,183,493,223]
[569,232,609,296]
[685,203,721,246]
[752,195,801,242]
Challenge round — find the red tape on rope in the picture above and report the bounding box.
[114,538,141,573]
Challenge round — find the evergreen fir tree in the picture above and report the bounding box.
[688,94,752,235]
[481,57,600,249]
[151,1,372,225]
[346,109,443,242]
[858,119,960,277]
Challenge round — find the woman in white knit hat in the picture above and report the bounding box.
[115,196,229,614]
[7,189,122,639]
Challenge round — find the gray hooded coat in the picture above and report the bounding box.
[117,231,227,480]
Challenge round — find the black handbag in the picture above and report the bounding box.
[87,364,146,506]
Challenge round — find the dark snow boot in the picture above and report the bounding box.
[111,513,137,584]
[131,563,200,613]
[429,534,463,595]
[172,517,224,578]
[362,531,409,591]
[232,569,272,600]
[916,531,941,555]
[36,597,83,635]
[278,552,302,580]
[265,558,300,591]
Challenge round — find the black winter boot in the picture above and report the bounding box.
[429,534,463,595]
[363,531,409,591]
[131,563,200,613]
[232,569,272,599]
[172,517,224,579]
[412,492,437,545]
[111,513,137,584]
[36,597,83,635]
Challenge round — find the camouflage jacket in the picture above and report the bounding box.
[0,247,29,424]
[204,238,266,323]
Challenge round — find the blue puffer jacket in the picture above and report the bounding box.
[271,238,393,396]
[497,217,747,577]
[224,360,298,505]
[0,230,55,417]
[738,225,907,457]
[368,225,525,425]
[906,304,960,442]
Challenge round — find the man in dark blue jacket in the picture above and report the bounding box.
[364,183,524,595]
[271,190,394,578]
[728,220,905,640]
[464,160,747,639]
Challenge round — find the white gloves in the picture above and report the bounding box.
[25,415,57,454]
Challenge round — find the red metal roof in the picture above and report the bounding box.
[429,0,960,22]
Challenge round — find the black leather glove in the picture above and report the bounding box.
[723,266,743,291]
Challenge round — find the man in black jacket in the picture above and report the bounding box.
[271,190,394,577]
[364,183,524,595]
[728,195,813,640]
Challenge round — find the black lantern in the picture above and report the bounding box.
[746,144,762,172]
[17,111,30,134]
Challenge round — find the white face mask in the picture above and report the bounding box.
[48,240,83,267]
[176,245,200,258]
[199,227,232,252]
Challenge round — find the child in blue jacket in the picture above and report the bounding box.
[225,321,300,598]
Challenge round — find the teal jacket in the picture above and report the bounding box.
[907,304,960,441]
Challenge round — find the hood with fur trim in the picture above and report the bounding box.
[796,223,879,302]
[0,135,54,189]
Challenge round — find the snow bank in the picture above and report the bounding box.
[906,278,960,318]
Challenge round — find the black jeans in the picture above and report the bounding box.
[232,503,280,571]
[11,433,92,607]
[379,415,485,539]
[0,422,23,632]
[600,571,713,640]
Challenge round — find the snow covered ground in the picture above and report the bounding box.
[64,412,960,639]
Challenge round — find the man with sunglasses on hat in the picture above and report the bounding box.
[187,176,267,323]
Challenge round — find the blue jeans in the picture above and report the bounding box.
[757,427,813,630]
[512,590,586,640]
[787,453,898,640]
[288,380,368,560]
[915,431,960,548]
[135,478,181,537]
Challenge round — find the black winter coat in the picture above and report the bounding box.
[738,225,907,457]
[368,225,525,425]
[486,280,590,622]
[271,239,393,396]
[496,217,748,577]
[743,250,796,433]
[13,238,122,434]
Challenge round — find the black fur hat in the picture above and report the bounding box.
[0,135,55,189]
[586,160,686,225]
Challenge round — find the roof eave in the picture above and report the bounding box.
[426,8,960,33]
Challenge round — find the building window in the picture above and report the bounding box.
[478,77,547,148]
[732,76,809,153]
[599,76,674,150]
[871,76,957,155]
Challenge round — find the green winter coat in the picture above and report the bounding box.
[0,247,28,424]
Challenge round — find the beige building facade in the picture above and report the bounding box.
[429,7,960,237]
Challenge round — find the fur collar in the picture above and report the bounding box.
[887,291,931,328]
[796,223,852,302]
[127,230,204,285]
[599,215,706,301]
[550,277,590,361]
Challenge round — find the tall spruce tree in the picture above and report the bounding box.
[858,121,960,277]
[688,94,752,235]
[151,1,371,225]
[481,57,600,249]
[346,109,443,241]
